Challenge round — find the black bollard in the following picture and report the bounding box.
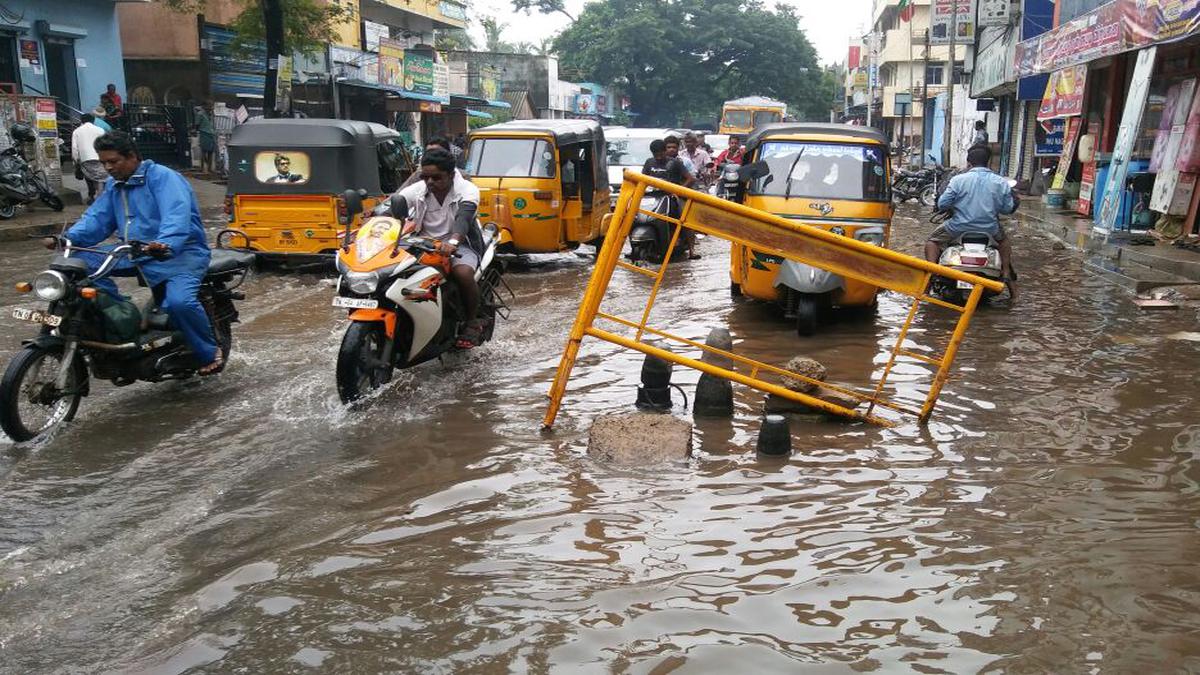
[694,328,734,418]
[635,348,674,412]
[756,414,792,456]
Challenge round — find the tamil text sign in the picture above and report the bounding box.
[931,0,977,45]
[1037,65,1088,121]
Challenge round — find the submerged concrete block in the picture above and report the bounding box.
[695,328,735,418]
[588,413,693,463]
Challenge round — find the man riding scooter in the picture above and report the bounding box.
[926,145,1019,301]
[386,148,486,348]
[47,131,223,374]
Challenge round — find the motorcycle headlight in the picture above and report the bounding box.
[33,271,67,301]
[855,228,885,246]
[344,270,380,295]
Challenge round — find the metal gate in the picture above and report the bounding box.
[123,104,191,169]
[543,171,1005,429]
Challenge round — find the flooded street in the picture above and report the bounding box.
[0,205,1198,672]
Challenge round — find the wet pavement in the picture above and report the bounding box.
[0,205,1198,673]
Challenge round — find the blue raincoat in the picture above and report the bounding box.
[65,160,218,363]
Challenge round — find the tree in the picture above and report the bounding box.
[554,0,826,125]
[511,0,575,21]
[155,0,352,56]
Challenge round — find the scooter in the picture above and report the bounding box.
[933,231,1009,305]
[627,192,689,265]
[0,123,65,219]
[332,190,510,403]
[0,238,254,442]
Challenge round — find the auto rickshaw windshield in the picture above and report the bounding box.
[467,138,556,177]
[750,141,888,202]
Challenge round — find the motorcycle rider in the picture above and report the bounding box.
[713,135,745,166]
[48,131,223,374]
[389,148,486,348]
[926,144,1019,300]
[679,132,712,188]
[641,139,699,259]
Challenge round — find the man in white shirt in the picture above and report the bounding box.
[71,113,108,204]
[391,148,486,348]
[679,132,712,187]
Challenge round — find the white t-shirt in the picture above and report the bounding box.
[72,122,106,163]
[397,172,480,241]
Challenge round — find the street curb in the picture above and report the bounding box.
[1019,207,1200,285]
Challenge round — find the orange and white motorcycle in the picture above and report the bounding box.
[332,190,509,403]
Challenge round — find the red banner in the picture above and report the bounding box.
[1016,0,1200,77]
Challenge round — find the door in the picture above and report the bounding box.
[559,143,585,242]
[44,40,80,109]
[0,36,18,91]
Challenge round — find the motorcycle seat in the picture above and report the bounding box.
[207,249,256,276]
[957,232,997,246]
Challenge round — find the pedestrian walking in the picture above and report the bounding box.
[70,113,108,204]
[194,103,217,175]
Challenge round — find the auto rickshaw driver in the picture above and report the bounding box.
[389,148,486,348]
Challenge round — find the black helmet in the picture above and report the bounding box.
[9,122,35,144]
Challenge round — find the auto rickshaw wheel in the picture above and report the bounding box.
[730,282,743,301]
[795,294,820,337]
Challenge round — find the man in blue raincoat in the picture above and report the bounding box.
[56,131,223,374]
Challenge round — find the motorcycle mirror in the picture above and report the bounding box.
[340,189,363,225]
[389,196,409,220]
[738,161,769,182]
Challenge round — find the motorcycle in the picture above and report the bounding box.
[933,231,1009,305]
[892,165,942,207]
[0,123,65,219]
[0,239,254,442]
[627,192,688,265]
[332,190,510,403]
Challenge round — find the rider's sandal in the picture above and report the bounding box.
[198,351,225,376]
[455,320,485,350]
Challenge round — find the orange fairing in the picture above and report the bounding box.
[348,308,397,338]
[339,217,415,272]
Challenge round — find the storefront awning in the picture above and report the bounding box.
[466,109,493,120]
[485,99,511,109]
[337,79,450,105]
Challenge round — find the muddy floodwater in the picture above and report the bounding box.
[0,206,1198,672]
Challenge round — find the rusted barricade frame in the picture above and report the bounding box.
[543,170,1005,429]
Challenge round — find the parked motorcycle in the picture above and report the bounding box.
[0,123,65,220]
[627,192,689,265]
[892,165,943,207]
[0,239,254,442]
[332,190,510,403]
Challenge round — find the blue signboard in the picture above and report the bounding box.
[1035,118,1066,156]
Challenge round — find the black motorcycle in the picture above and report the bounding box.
[0,123,65,219]
[892,165,943,207]
[627,192,688,265]
[0,238,255,442]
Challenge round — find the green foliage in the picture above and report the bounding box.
[479,14,553,54]
[554,0,828,125]
[154,0,352,55]
[436,28,476,51]
[511,0,575,21]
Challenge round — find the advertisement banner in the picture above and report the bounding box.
[364,20,388,53]
[1078,161,1097,215]
[378,38,404,87]
[433,62,450,100]
[1097,46,1158,234]
[275,54,293,113]
[931,0,977,46]
[1016,0,1200,77]
[403,52,435,95]
[1037,65,1088,121]
[1035,118,1066,156]
[1051,117,1082,191]
[977,0,1010,27]
[35,98,57,139]
[575,94,595,115]
[970,26,1018,97]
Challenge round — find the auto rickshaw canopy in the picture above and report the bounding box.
[227,119,401,196]
[468,119,606,146]
[744,123,890,151]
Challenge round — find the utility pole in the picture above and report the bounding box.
[262,0,285,118]
[921,29,930,167]
[942,0,957,167]
[866,32,874,128]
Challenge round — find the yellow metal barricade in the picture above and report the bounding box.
[543,170,1006,429]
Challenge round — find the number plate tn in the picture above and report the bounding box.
[12,308,62,326]
[332,297,379,309]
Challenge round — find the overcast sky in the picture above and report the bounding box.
[468,0,874,66]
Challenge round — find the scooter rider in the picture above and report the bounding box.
[46,131,223,374]
[389,148,486,348]
[926,144,1019,300]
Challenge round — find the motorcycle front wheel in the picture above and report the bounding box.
[919,184,938,207]
[0,201,14,220]
[0,346,86,442]
[40,193,65,211]
[336,322,395,404]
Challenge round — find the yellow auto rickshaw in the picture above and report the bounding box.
[466,120,611,253]
[728,123,894,335]
[224,119,414,265]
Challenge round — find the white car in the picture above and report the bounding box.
[605,127,682,205]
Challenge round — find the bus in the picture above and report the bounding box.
[719,97,788,135]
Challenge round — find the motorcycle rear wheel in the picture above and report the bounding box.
[0,201,14,220]
[336,322,394,404]
[40,194,64,212]
[919,184,938,207]
[0,346,86,442]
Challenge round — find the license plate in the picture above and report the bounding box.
[12,308,62,327]
[332,296,378,309]
[956,280,974,290]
